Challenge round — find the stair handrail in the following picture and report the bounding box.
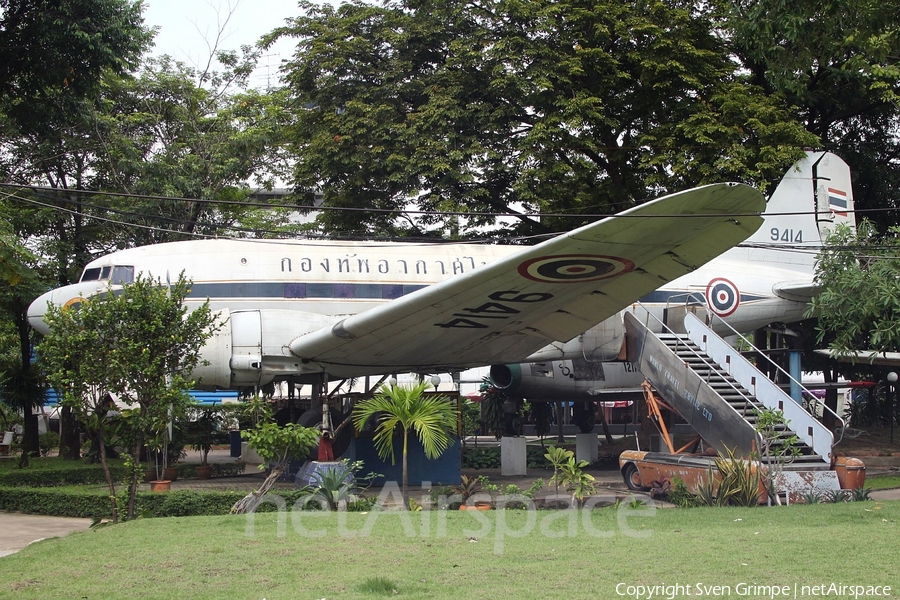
[632,304,768,454]
[701,311,846,447]
[635,304,761,407]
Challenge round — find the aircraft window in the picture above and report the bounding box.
[284,283,305,298]
[333,284,355,298]
[402,285,427,296]
[100,266,112,279]
[355,285,382,299]
[111,266,134,284]
[306,283,334,298]
[80,267,102,282]
[382,285,403,300]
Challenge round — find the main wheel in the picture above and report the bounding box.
[623,462,648,491]
[573,402,596,433]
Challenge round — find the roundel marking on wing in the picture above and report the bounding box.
[517,254,635,283]
[705,278,740,317]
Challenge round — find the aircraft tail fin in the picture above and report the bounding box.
[742,151,856,272]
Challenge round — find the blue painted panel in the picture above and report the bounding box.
[354,435,461,486]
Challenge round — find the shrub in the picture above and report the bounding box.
[0,487,112,518]
[0,485,320,519]
[0,465,126,487]
[461,446,500,469]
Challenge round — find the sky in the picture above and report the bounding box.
[142,0,311,86]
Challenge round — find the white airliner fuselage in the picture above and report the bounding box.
[27,152,853,391]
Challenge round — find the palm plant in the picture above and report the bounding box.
[352,381,458,508]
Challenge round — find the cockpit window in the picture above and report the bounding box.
[79,265,134,284]
[80,267,102,282]
[111,266,134,284]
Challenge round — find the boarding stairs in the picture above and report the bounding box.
[624,311,846,496]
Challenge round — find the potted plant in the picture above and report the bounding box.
[455,474,493,510]
[192,406,219,479]
[145,417,186,485]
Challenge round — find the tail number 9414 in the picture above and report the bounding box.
[770,228,803,243]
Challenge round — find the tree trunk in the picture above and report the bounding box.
[597,403,614,444]
[59,406,81,459]
[556,401,564,444]
[231,467,284,514]
[18,406,39,467]
[97,424,118,524]
[401,430,409,510]
[823,367,838,430]
[127,436,142,521]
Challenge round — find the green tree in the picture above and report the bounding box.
[722,0,900,228]
[0,0,151,107]
[36,272,221,520]
[37,302,123,521]
[752,409,800,506]
[352,381,457,508]
[83,54,295,244]
[231,422,320,514]
[0,2,151,460]
[269,0,813,239]
[807,221,900,356]
[0,223,47,462]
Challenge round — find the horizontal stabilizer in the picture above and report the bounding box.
[772,281,818,303]
[815,349,900,367]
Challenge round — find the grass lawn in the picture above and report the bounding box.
[866,474,900,490]
[1,501,898,600]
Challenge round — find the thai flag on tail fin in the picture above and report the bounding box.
[828,187,848,216]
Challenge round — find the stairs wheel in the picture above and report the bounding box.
[623,462,649,492]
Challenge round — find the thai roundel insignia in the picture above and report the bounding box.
[705,278,740,317]
[517,254,635,284]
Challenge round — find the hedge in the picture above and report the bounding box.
[0,461,246,488]
[460,446,554,469]
[0,465,126,488]
[0,487,113,518]
[460,445,619,469]
[0,487,313,519]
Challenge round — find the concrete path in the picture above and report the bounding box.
[0,512,92,558]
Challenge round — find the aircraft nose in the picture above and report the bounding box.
[27,282,104,335]
[27,290,55,335]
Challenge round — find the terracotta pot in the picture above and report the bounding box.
[459,502,492,511]
[163,467,178,481]
[150,480,171,492]
[196,465,213,480]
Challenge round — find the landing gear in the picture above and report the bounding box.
[573,401,596,433]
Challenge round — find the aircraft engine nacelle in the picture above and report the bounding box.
[192,308,335,389]
[580,314,627,362]
[523,312,627,362]
[489,359,644,400]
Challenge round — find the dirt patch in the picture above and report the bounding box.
[833,425,900,457]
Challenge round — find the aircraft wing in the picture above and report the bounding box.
[290,183,765,377]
